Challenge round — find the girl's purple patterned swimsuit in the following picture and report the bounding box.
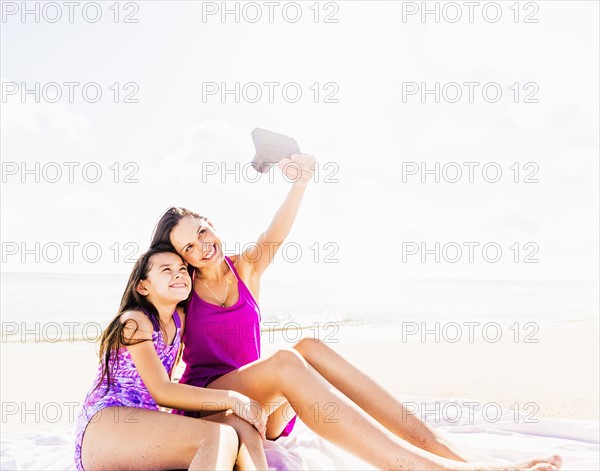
[74,309,181,471]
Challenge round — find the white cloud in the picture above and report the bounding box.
[154,118,250,183]
[55,189,113,216]
[1,77,90,139]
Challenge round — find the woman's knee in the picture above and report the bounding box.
[270,348,308,375]
[293,337,323,355]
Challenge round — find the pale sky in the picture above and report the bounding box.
[1,1,598,284]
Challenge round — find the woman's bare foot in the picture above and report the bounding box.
[516,454,562,471]
[450,454,562,471]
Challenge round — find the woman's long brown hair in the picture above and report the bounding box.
[150,206,212,251]
[93,244,181,394]
[150,206,213,287]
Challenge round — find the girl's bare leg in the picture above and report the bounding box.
[81,407,239,470]
[207,349,561,471]
[293,337,472,461]
[205,410,268,471]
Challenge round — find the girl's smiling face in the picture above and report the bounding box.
[169,216,223,268]
[136,251,191,305]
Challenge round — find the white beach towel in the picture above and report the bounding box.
[2,397,598,470]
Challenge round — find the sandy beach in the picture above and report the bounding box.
[1,320,598,434]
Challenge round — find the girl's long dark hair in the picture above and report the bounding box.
[93,244,180,394]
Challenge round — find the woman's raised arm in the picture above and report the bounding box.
[240,153,315,277]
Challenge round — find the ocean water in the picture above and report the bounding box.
[1,272,598,343]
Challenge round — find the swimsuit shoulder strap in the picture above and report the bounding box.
[139,307,160,332]
[224,255,242,281]
[224,255,260,310]
[173,310,182,329]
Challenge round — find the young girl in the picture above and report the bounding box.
[74,245,269,471]
[148,155,562,471]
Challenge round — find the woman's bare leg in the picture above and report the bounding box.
[207,349,561,471]
[81,407,239,470]
[293,337,472,461]
[205,410,268,471]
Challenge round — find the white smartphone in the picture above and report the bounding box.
[251,128,301,173]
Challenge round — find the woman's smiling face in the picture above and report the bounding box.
[169,216,223,268]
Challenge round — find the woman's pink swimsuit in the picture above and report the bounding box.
[173,255,296,437]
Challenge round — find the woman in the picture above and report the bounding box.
[150,154,561,470]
